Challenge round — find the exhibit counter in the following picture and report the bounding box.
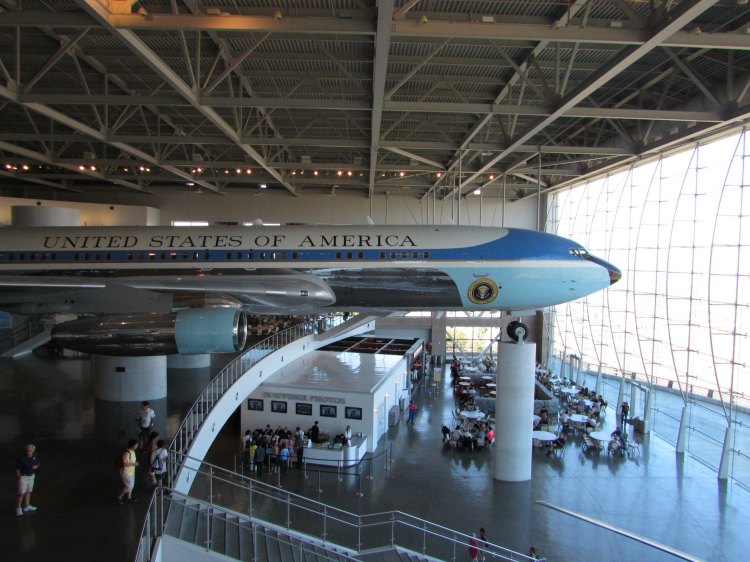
[304,436,368,468]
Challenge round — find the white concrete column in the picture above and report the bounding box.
[168,353,211,369]
[575,354,583,387]
[494,341,536,482]
[630,381,639,421]
[644,389,654,433]
[718,426,733,480]
[676,404,689,453]
[594,363,603,396]
[93,355,167,446]
[11,205,80,226]
[93,354,167,401]
[617,376,627,416]
[560,349,567,381]
[430,311,447,366]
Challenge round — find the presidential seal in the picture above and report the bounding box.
[468,278,499,304]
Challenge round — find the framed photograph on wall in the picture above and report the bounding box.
[271,400,287,413]
[247,398,264,411]
[345,407,362,420]
[296,402,312,416]
[320,405,337,418]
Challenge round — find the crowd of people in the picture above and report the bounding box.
[443,418,495,451]
[241,424,307,477]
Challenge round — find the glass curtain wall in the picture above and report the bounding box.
[549,129,750,485]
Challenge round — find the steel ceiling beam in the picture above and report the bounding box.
[16,93,723,122]
[0,139,144,192]
[459,0,722,196]
[424,0,590,201]
[0,84,222,193]
[75,0,296,196]
[57,12,748,51]
[368,0,393,200]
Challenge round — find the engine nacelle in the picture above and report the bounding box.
[51,308,247,356]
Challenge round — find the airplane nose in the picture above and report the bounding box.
[586,254,621,286]
[608,264,622,285]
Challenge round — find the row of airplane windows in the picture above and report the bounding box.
[0,250,433,262]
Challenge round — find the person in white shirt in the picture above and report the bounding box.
[136,401,156,448]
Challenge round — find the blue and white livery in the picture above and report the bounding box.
[0,225,620,355]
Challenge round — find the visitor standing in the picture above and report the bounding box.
[407,400,417,424]
[136,401,156,449]
[15,443,40,516]
[117,439,139,504]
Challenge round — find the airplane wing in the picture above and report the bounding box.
[0,272,336,314]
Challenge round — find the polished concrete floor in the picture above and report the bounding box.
[1,351,747,562]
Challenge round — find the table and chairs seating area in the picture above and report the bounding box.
[444,406,495,451]
[583,429,640,458]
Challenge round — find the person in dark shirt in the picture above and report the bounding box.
[310,421,320,443]
[16,443,40,517]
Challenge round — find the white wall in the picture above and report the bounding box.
[241,385,371,442]
[0,190,539,228]
[0,196,159,226]
[150,190,538,229]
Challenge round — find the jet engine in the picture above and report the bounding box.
[51,308,247,356]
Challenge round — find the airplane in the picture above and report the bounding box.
[0,225,620,356]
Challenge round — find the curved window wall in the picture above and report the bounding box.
[550,129,750,485]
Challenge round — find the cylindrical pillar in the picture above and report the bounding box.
[643,389,654,433]
[617,377,627,416]
[430,311,447,366]
[168,353,211,369]
[575,354,583,387]
[594,363,603,396]
[93,354,167,447]
[11,205,80,226]
[630,382,639,422]
[93,354,167,401]
[676,404,689,453]
[494,341,536,482]
[718,426,733,480]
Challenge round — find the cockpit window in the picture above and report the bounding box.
[569,248,592,259]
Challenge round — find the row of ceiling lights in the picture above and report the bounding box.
[5,163,496,186]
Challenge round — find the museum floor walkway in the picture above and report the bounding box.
[0,351,747,562]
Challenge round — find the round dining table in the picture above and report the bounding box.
[486,383,496,389]
[532,430,558,443]
[589,431,612,443]
[560,387,580,395]
[458,381,470,387]
[460,410,485,420]
[481,375,494,381]
[569,414,590,423]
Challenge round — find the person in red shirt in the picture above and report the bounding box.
[467,533,479,560]
[407,400,418,424]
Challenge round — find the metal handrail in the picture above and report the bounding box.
[163,451,539,562]
[233,441,392,498]
[136,487,362,562]
[168,314,345,459]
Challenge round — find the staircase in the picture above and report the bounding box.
[163,494,369,561]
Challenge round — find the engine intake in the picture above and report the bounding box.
[51,308,247,356]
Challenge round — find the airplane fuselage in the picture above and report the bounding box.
[0,225,620,313]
